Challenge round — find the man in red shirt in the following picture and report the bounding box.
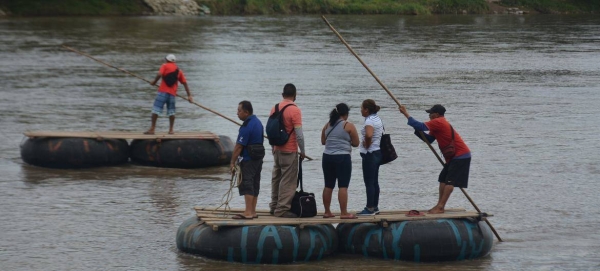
[144,54,193,135]
[399,104,471,214]
[268,83,306,218]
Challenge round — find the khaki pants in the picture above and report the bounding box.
[269,150,299,216]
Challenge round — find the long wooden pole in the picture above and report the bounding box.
[62,45,241,126]
[62,45,313,160]
[321,16,502,241]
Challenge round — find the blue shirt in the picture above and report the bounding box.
[407,117,429,132]
[237,115,264,161]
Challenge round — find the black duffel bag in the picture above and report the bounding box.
[290,161,317,218]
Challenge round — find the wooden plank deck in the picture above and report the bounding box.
[194,207,492,230]
[24,131,220,140]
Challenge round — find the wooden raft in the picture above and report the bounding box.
[195,207,493,231]
[24,131,220,140]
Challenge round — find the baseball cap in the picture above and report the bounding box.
[425,104,446,115]
[165,54,176,62]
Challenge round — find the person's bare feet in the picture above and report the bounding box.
[168,130,174,134]
[340,213,358,219]
[322,212,335,218]
[144,130,154,135]
[428,206,445,214]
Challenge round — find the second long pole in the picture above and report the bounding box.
[321,15,502,241]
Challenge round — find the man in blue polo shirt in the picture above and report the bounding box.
[230,100,265,219]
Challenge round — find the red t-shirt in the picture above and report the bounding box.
[269,100,302,152]
[425,117,470,161]
[158,62,187,96]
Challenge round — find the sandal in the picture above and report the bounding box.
[232,214,253,220]
[406,210,425,217]
[322,213,336,218]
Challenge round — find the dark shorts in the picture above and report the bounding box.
[322,153,351,189]
[238,159,263,197]
[438,157,471,188]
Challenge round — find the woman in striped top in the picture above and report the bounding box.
[357,99,384,216]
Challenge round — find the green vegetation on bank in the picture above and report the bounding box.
[197,0,597,15]
[0,0,149,16]
[0,0,597,16]
[197,0,489,15]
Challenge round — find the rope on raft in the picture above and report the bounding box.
[213,162,242,217]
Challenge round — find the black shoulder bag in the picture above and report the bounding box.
[379,122,398,165]
[290,161,317,217]
[163,69,179,87]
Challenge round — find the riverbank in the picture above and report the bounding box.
[0,0,151,16]
[0,0,597,16]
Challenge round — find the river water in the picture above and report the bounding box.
[1,14,599,270]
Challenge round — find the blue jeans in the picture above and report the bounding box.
[361,150,381,209]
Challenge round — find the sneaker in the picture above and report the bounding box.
[279,211,298,218]
[374,207,380,215]
[357,207,376,216]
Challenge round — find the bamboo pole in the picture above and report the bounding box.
[61,45,313,160]
[321,16,502,241]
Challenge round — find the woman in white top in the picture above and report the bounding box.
[357,99,384,216]
[320,103,360,219]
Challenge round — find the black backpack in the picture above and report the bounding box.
[266,103,295,146]
[163,69,179,87]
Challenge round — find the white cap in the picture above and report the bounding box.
[165,54,176,62]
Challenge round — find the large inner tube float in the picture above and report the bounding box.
[20,137,129,169]
[176,217,338,264]
[130,135,233,168]
[337,218,493,262]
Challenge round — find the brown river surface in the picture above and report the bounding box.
[1,14,599,270]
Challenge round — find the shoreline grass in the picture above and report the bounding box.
[0,0,150,16]
[197,0,490,15]
[0,0,597,16]
[499,0,599,13]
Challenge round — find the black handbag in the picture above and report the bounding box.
[379,124,398,165]
[290,161,317,217]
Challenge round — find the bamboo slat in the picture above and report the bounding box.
[195,207,467,216]
[24,131,219,140]
[194,207,491,229]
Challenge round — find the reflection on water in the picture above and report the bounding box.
[1,14,600,270]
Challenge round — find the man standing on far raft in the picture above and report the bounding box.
[399,104,471,214]
[144,54,193,135]
[230,100,265,220]
[269,83,306,218]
